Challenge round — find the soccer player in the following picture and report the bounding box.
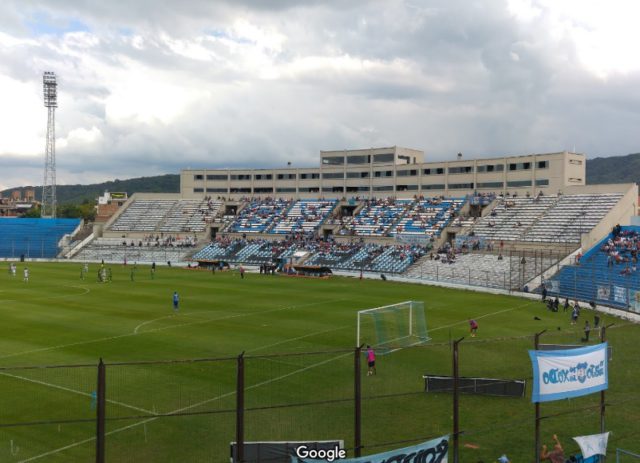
[366,345,376,376]
[172,291,180,313]
[469,319,478,337]
[23,267,29,283]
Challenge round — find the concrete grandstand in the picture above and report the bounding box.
[18,145,633,312]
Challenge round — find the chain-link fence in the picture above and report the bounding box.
[1,330,639,462]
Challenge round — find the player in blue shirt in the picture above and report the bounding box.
[172,291,179,313]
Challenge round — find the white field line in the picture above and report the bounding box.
[17,351,352,463]
[0,372,154,415]
[0,298,349,360]
[15,299,531,462]
[0,285,90,307]
[246,325,348,353]
[133,312,208,334]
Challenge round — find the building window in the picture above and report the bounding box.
[299,187,321,193]
[322,157,344,165]
[477,182,504,189]
[276,187,296,193]
[194,174,204,181]
[449,183,474,189]
[253,187,274,194]
[506,180,532,187]
[206,174,227,180]
[230,174,251,181]
[230,187,251,193]
[448,166,473,174]
[397,169,417,177]
[423,168,445,175]
[535,179,549,186]
[568,177,583,182]
[277,173,297,180]
[422,184,445,190]
[193,188,204,193]
[569,159,583,165]
[373,153,394,163]
[397,184,418,191]
[477,164,504,173]
[206,188,227,193]
[347,155,369,164]
[346,186,370,192]
[537,161,548,169]
[300,173,320,179]
[374,170,393,178]
[373,185,393,191]
[322,186,344,192]
[322,172,344,179]
[509,162,531,171]
[347,171,370,179]
[254,174,272,180]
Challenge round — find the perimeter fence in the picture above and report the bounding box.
[1,326,639,462]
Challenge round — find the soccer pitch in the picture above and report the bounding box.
[0,262,638,462]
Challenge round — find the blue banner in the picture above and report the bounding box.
[529,343,608,403]
[292,435,449,463]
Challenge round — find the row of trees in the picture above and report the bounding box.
[21,200,96,221]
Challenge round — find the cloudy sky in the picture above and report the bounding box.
[0,0,639,190]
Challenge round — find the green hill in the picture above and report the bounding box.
[1,174,180,204]
[586,152,640,184]
[1,152,638,204]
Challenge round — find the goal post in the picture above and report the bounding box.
[356,301,429,353]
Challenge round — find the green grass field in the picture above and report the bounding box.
[0,262,639,462]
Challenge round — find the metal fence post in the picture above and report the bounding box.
[236,352,245,463]
[452,337,464,463]
[354,345,362,457]
[96,358,106,463]
[534,330,546,463]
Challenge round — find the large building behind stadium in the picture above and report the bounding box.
[2,146,639,310]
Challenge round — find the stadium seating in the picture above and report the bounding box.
[110,199,177,232]
[342,198,413,236]
[0,218,81,258]
[225,198,292,233]
[159,198,222,233]
[270,199,337,234]
[390,198,465,237]
[472,193,623,244]
[73,237,196,263]
[544,226,640,308]
[404,251,558,289]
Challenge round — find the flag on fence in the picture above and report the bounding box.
[573,432,609,458]
[596,285,610,300]
[613,286,627,304]
[529,343,608,403]
[292,435,449,463]
[544,280,559,292]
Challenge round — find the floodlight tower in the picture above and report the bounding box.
[42,71,57,218]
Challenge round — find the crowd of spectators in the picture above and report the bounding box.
[601,225,639,275]
[121,234,198,248]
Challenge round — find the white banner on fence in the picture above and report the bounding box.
[596,285,610,300]
[529,343,608,403]
[613,286,627,304]
[292,435,449,463]
[573,432,609,458]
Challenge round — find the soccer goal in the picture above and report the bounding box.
[356,301,429,353]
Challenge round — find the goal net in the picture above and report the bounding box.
[357,301,429,353]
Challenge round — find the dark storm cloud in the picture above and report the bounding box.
[0,0,639,190]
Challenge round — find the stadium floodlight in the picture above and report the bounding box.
[42,71,57,218]
[357,301,429,354]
